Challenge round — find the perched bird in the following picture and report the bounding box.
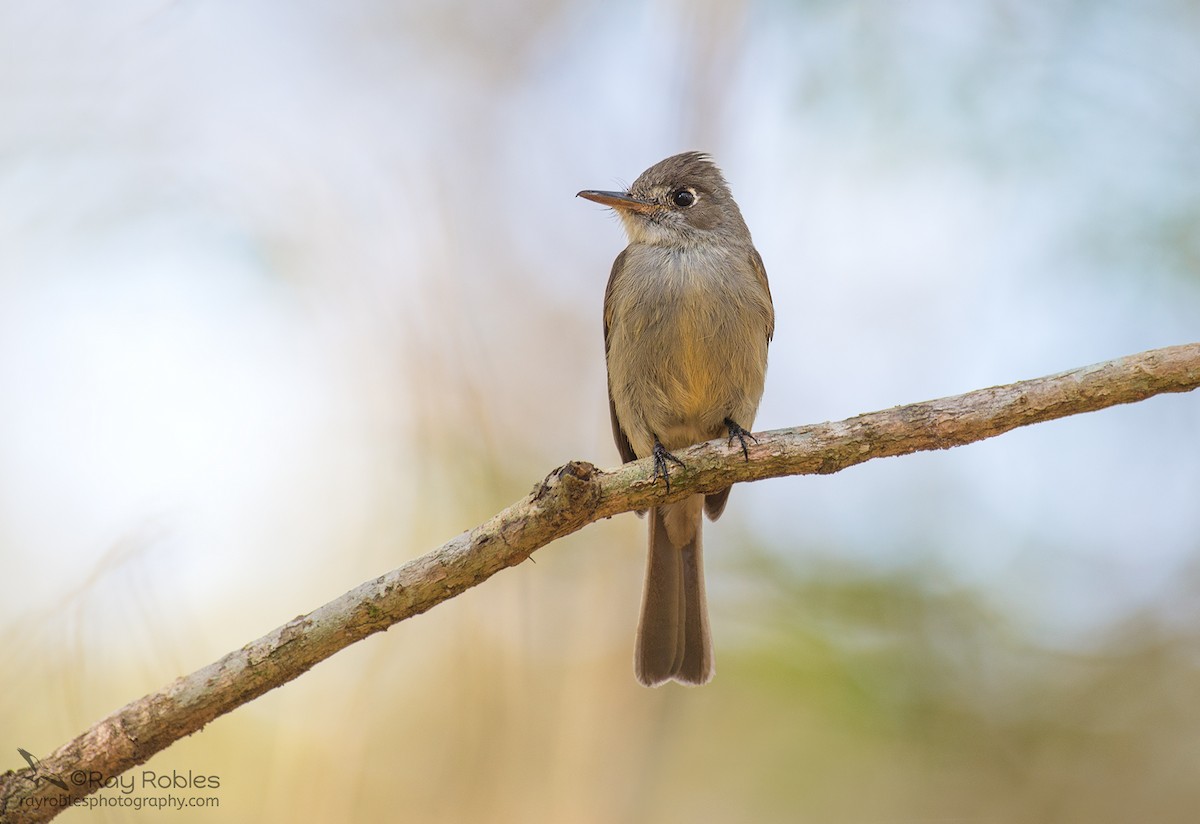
[578,152,774,686]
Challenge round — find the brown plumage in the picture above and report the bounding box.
[579,152,774,686]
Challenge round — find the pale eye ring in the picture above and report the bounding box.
[672,188,696,208]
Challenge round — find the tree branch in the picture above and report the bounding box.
[3,342,1199,822]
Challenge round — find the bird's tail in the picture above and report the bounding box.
[634,495,713,686]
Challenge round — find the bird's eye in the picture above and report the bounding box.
[672,189,696,208]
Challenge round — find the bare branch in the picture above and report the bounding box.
[3,342,1198,822]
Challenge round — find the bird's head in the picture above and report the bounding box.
[578,151,749,247]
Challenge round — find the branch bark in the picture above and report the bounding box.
[3,342,1199,822]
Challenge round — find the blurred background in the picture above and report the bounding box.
[2,1,1199,821]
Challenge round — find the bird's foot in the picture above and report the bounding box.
[651,439,686,494]
[723,417,757,461]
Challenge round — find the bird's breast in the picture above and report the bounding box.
[606,244,770,453]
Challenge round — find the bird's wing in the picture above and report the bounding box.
[603,248,638,464]
[750,247,775,343]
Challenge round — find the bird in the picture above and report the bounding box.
[578,151,774,686]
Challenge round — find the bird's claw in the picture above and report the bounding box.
[724,417,757,461]
[651,440,686,494]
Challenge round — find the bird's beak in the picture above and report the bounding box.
[576,189,657,215]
